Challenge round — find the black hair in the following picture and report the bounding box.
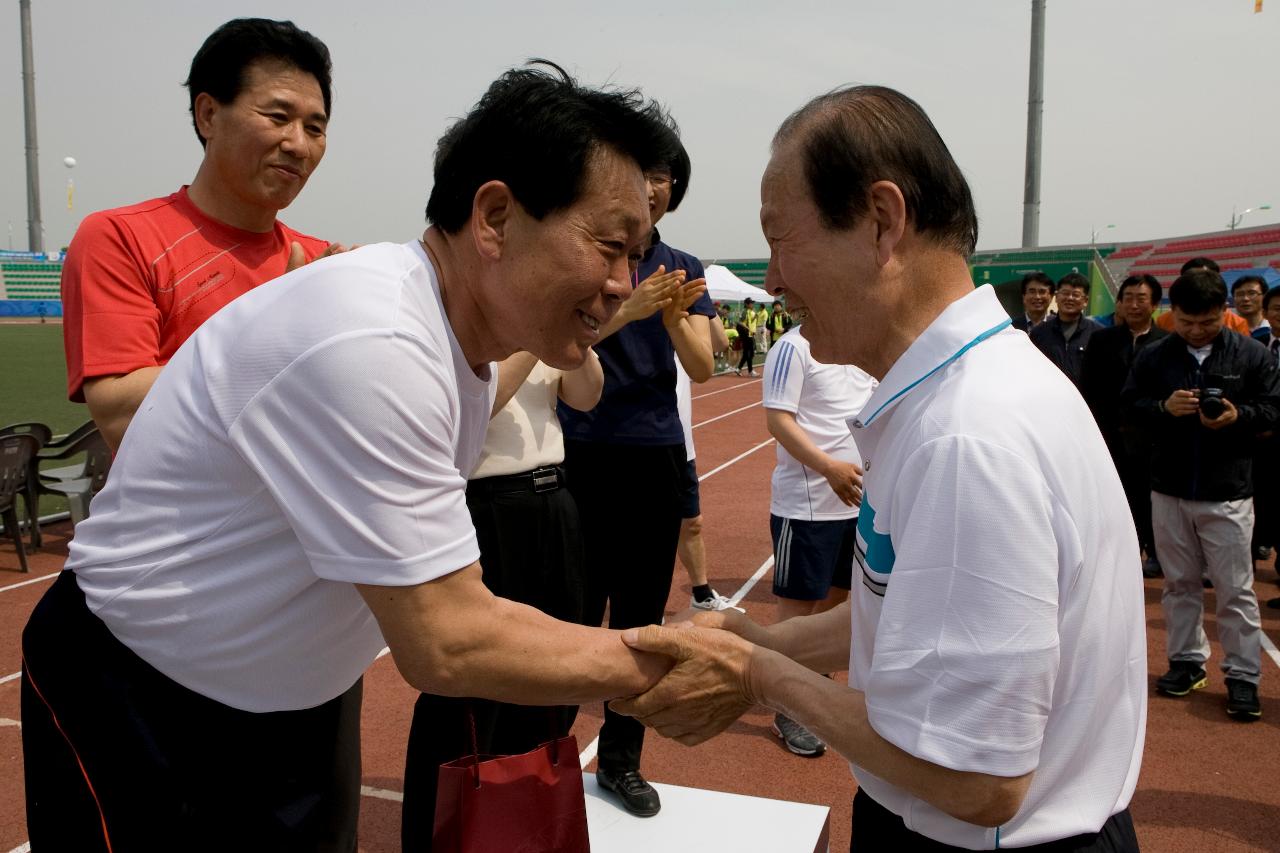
[1264,287,1280,313]
[426,60,680,234]
[185,18,332,148]
[1169,270,1228,313]
[1180,256,1220,275]
[1057,272,1091,296]
[662,140,692,213]
[1118,273,1162,304]
[773,85,979,256]
[1231,274,1267,295]
[1020,271,1055,295]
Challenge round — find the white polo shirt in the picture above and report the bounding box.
[69,241,495,713]
[763,327,876,521]
[847,285,1146,848]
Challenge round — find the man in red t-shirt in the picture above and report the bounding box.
[62,19,343,450]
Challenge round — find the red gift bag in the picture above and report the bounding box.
[433,715,591,853]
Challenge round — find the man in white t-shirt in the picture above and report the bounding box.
[762,324,875,757]
[21,64,682,850]
[614,85,1145,851]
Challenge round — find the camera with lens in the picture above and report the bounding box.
[1198,386,1227,420]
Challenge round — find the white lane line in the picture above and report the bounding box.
[361,784,404,802]
[692,379,761,400]
[376,647,391,660]
[8,843,31,853]
[693,401,762,430]
[1262,630,1280,670]
[0,671,20,686]
[0,571,59,594]
[578,735,599,768]
[0,717,19,728]
[697,438,774,483]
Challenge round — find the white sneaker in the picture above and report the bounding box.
[690,590,744,612]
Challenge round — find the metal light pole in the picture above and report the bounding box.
[20,0,44,254]
[1021,0,1046,248]
[1228,204,1271,230]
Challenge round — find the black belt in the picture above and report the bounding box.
[468,465,565,496]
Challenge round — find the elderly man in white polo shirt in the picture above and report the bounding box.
[21,64,681,851]
[615,85,1147,851]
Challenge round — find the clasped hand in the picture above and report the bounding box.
[609,618,759,746]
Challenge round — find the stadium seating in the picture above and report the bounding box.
[0,260,62,300]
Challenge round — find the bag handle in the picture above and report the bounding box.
[466,704,481,789]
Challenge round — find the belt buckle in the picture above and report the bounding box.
[531,468,559,493]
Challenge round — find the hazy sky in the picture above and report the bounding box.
[1,1,1276,259]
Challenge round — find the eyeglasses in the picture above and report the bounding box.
[1120,293,1152,304]
[646,174,675,188]
[1236,289,1264,298]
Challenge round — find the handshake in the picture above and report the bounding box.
[609,608,774,746]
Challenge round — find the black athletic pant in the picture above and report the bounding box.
[22,571,362,852]
[851,790,1140,852]
[401,470,585,852]
[738,336,757,373]
[1106,433,1157,561]
[563,439,684,774]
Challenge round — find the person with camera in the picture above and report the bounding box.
[1122,269,1280,720]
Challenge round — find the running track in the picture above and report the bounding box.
[2,373,1280,852]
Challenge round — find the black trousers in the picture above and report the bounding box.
[738,336,757,373]
[851,790,1140,852]
[22,571,362,852]
[563,439,684,773]
[401,472,585,852]
[1106,433,1157,559]
[1252,436,1280,549]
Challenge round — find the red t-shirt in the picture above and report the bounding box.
[61,187,329,401]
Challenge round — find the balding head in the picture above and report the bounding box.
[773,85,978,257]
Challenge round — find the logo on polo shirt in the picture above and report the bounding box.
[855,500,894,597]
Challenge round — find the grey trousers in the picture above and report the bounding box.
[1151,491,1262,683]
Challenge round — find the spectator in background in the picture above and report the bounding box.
[736,298,759,376]
[1012,270,1055,331]
[1081,274,1168,577]
[754,300,772,353]
[1231,274,1270,340]
[401,348,604,850]
[1122,269,1280,720]
[761,319,876,757]
[1029,272,1101,386]
[674,321,739,613]
[768,300,792,347]
[1155,257,1251,334]
[557,133,715,817]
[1258,288,1280,599]
[61,19,346,451]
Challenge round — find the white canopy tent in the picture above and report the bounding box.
[703,264,775,304]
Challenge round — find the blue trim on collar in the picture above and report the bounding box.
[856,318,1012,428]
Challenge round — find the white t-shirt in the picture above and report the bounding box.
[846,285,1146,848]
[473,361,567,478]
[69,240,496,713]
[676,360,695,461]
[763,327,875,521]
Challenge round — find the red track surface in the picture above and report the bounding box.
[3,374,1280,852]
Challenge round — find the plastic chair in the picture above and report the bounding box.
[0,421,53,548]
[0,434,39,572]
[38,428,112,529]
[38,419,100,480]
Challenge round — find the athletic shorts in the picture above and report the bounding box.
[677,457,700,519]
[770,514,856,600]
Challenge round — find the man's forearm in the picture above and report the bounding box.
[361,570,668,706]
[83,366,164,451]
[756,600,852,672]
[749,650,1032,827]
[767,409,839,475]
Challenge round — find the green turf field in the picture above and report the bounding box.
[1,323,90,520]
[0,323,87,433]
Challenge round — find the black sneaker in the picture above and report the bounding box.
[1254,545,1273,561]
[1267,597,1280,610]
[596,767,661,817]
[1155,662,1207,697]
[1141,558,1163,579]
[772,713,826,757]
[1225,678,1262,720]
